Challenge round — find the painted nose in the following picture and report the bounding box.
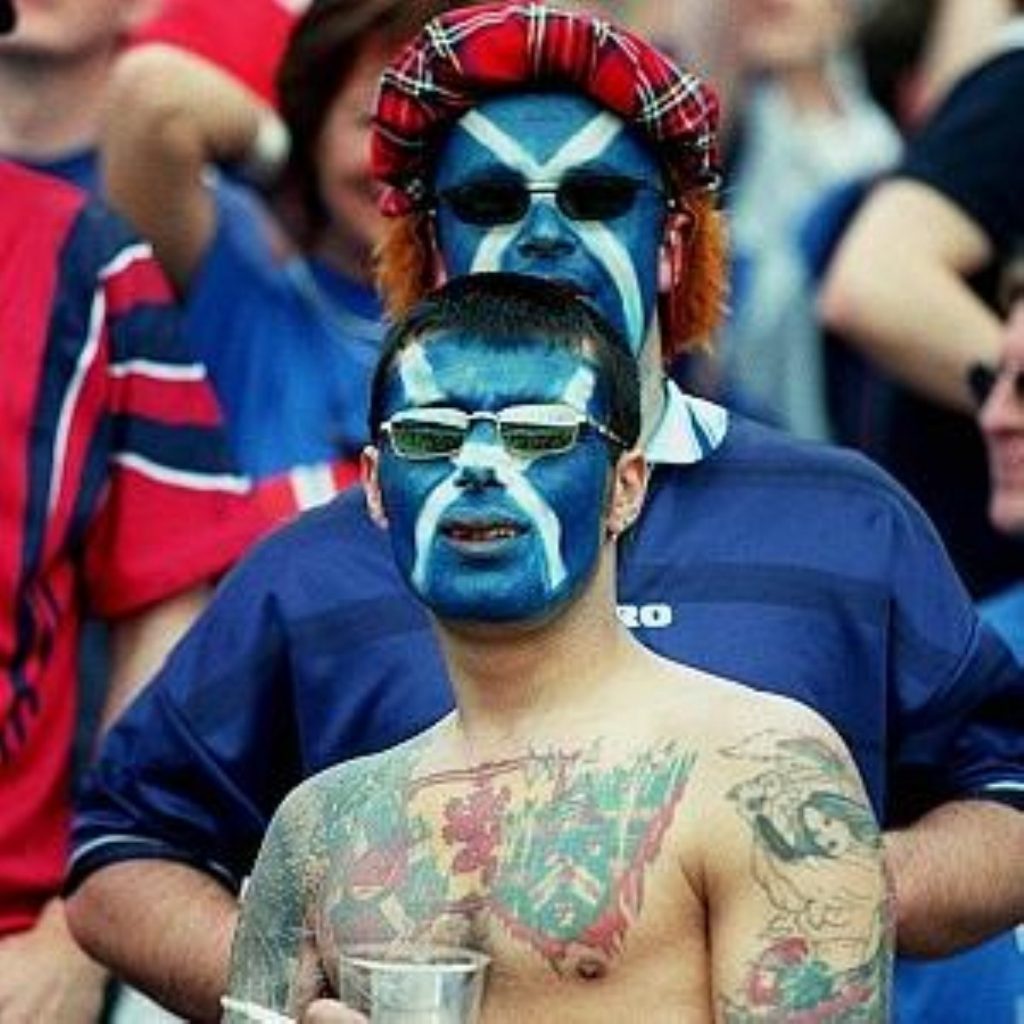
[515,196,576,258]
[453,423,503,489]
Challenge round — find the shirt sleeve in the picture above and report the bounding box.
[884,483,1024,822]
[898,51,1024,253]
[75,201,268,617]
[68,539,300,893]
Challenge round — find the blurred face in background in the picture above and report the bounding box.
[980,298,1024,537]
[0,0,153,60]
[314,33,393,271]
[733,0,851,73]
[432,92,669,356]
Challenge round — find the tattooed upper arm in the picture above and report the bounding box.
[705,709,893,1023]
[224,776,335,1021]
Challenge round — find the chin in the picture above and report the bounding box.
[429,585,576,635]
[990,494,1024,540]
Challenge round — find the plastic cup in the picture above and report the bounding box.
[338,943,490,1023]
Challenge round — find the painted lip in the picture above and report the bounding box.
[438,515,529,555]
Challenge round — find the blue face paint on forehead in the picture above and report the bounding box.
[381,331,605,419]
[432,93,667,356]
[377,333,615,625]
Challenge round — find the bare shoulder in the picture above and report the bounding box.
[683,674,870,822]
[666,673,892,1019]
[277,724,444,847]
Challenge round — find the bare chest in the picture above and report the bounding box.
[316,743,707,999]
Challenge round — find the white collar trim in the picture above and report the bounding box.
[644,380,729,466]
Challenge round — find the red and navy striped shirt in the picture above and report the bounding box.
[0,162,266,934]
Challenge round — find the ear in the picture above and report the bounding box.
[657,207,693,296]
[606,448,649,540]
[360,446,388,529]
[426,212,448,290]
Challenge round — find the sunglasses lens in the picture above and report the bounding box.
[500,405,581,458]
[389,420,465,459]
[967,364,1024,407]
[501,423,579,457]
[443,182,528,226]
[968,364,996,406]
[560,176,641,220]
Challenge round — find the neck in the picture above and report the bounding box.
[638,326,668,448]
[314,228,373,283]
[774,63,842,116]
[0,48,113,161]
[434,554,638,753]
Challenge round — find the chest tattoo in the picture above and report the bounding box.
[326,742,695,972]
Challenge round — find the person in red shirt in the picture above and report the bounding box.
[0,5,267,1014]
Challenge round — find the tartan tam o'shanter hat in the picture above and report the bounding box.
[371,1,721,216]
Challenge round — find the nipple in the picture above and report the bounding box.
[575,955,608,981]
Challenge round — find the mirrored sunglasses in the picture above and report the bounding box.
[380,403,627,461]
[437,173,667,227]
[968,362,1024,407]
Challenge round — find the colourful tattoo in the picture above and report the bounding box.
[720,731,890,1022]
[323,741,695,975]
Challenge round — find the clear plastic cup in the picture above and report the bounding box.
[338,943,490,1023]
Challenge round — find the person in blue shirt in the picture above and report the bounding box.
[66,5,1024,1022]
[893,273,1024,1024]
[977,272,1024,661]
[100,0,455,499]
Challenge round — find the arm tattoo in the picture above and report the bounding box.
[719,731,891,1022]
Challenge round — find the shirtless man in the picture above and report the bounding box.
[222,274,891,1023]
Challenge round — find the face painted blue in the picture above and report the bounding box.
[432,93,667,355]
[376,334,615,624]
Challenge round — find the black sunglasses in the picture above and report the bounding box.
[967,362,1024,407]
[436,173,668,227]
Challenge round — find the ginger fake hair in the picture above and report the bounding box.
[658,184,728,361]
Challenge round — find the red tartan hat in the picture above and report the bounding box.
[371,1,720,215]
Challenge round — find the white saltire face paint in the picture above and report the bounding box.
[377,335,615,624]
[433,92,668,355]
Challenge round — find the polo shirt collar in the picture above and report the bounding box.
[643,379,730,466]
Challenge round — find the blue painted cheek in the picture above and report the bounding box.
[434,209,482,280]
[378,453,447,593]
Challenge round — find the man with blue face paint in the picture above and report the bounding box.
[372,334,617,624]
[66,5,1023,1022]
[223,274,890,1024]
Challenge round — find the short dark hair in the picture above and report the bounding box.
[368,273,641,453]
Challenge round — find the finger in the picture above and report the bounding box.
[302,998,368,1023]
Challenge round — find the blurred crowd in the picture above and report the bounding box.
[1,0,1021,1022]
